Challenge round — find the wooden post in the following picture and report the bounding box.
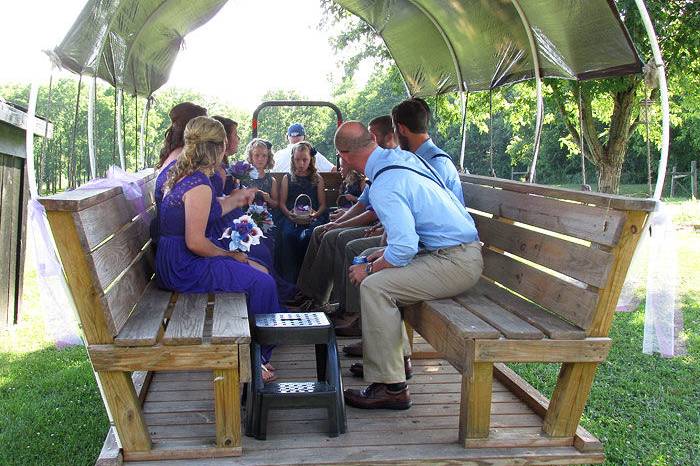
[458,358,493,442]
[544,211,648,437]
[691,160,697,200]
[670,165,676,197]
[98,371,152,451]
[214,368,241,449]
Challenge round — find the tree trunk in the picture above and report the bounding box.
[598,161,624,194]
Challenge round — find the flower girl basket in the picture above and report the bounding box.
[293,193,313,225]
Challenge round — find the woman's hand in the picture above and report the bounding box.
[232,188,257,207]
[344,194,358,203]
[260,190,272,203]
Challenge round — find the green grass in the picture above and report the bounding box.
[0,262,108,466]
[1,194,699,465]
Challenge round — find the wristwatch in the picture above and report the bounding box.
[365,262,374,275]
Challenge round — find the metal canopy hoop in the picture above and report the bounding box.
[510,0,544,183]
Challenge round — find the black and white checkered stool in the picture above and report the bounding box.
[245,312,346,440]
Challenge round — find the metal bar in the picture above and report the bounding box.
[511,0,544,183]
[116,89,125,169]
[634,0,670,200]
[87,75,97,180]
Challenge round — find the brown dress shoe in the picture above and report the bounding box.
[342,340,363,357]
[344,383,412,410]
[349,357,413,379]
[335,316,361,337]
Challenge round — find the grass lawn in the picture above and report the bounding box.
[1,197,699,465]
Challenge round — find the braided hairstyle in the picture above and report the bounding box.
[163,116,226,194]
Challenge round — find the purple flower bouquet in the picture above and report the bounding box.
[227,161,259,186]
[219,214,265,252]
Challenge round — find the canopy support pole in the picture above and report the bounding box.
[460,91,469,172]
[116,88,126,170]
[634,0,669,200]
[138,96,150,169]
[87,75,97,180]
[511,0,544,183]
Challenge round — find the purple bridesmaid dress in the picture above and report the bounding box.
[156,171,282,361]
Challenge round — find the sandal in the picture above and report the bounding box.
[261,364,277,383]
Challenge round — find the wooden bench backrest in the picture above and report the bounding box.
[271,172,343,208]
[39,170,157,345]
[462,175,656,337]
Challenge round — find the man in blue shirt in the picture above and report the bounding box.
[335,121,483,410]
[392,97,464,203]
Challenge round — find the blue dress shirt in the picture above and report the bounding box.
[365,146,479,267]
[415,138,464,203]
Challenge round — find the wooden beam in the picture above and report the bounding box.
[459,343,493,442]
[588,211,649,337]
[473,338,611,363]
[97,371,151,452]
[214,368,241,449]
[461,174,657,212]
[88,343,238,371]
[493,363,603,453]
[543,362,599,437]
[45,210,113,344]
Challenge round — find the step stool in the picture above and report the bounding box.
[245,312,347,440]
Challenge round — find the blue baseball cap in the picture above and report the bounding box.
[287,123,305,137]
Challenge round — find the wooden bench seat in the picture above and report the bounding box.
[39,170,250,461]
[404,174,656,449]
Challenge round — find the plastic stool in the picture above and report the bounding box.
[245,312,346,440]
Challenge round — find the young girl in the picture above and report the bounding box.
[339,167,365,204]
[278,142,329,283]
[246,138,278,208]
[156,116,280,381]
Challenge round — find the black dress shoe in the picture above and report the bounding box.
[342,340,363,357]
[349,357,413,379]
[344,383,411,410]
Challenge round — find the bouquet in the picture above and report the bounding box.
[246,203,275,233]
[227,161,259,186]
[219,214,265,252]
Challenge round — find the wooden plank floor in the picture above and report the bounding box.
[126,338,604,465]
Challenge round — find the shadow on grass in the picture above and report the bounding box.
[511,292,700,465]
[0,345,107,466]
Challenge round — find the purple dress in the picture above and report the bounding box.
[209,171,299,302]
[156,171,282,361]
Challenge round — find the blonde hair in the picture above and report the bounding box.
[246,138,274,170]
[290,141,318,186]
[164,116,226,194]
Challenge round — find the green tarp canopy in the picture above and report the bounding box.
[51,0,642,97]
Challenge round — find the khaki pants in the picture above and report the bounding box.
[297,225,365,303]
[360,242,483,384]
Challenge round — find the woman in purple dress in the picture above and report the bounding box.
[157,116,281,381]
[152,102,207,244]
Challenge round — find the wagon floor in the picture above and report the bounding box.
[120,338,604,465]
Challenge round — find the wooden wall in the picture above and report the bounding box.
[0,121,29,330]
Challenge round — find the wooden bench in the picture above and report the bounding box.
[38,170,251,462]
[404,174,656,450]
